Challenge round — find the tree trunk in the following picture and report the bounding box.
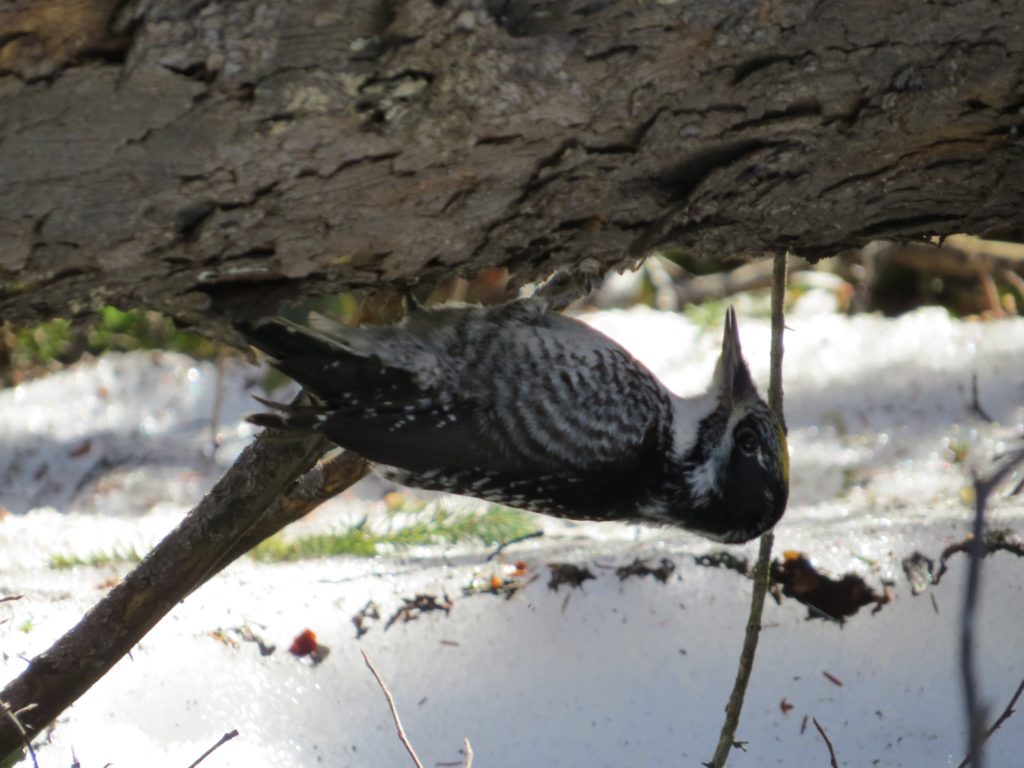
[1,0,1022,336]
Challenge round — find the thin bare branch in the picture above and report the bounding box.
[0,418,333,758]
[186,729,239,768]
[674,254,808,307]
[1001,269,1024,308]
[812,717,839,768]
[463,737,474,768]
[961,446,1024,768]
[768,253,788,422]
[361,650,425,768]
[970,252,1003,316]
[957,677,1024,768]
[707,253,788,767]
[961,476,989,768]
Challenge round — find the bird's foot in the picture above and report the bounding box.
[532,259,602,311]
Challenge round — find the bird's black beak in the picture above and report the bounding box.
[714,307,757,407]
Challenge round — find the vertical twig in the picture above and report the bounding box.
[767,253,788,420]
[208,348,228,456]
[707,253,788,767]
[962,470,989,768]
[362,650,426,768]
[970,252,1003,316]
[1001,269,1024,311]
[961,446,1024,768]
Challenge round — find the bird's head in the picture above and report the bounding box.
[674,308,789,543]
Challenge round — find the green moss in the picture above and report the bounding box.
[0,280,40,298]
[3,306,221,383]
[251,505,540,562]
[85,306,219,358]
[48,546,143,570]
[948,440,970,464]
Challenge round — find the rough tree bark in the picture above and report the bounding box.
[1,0,1023,338]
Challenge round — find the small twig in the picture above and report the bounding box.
[463,737,474,768]
[957,677,1024,768]
[961,446,1024,768]
[185,729,239,768]
[485,529,544,562]
[208,349,228,456]
[970,373,994,423]
[646,255,681,310]
[1,701,38,768]
[812,717,839,768]
[673,253,808,306]
[768,252,788,420]
[822,671,844,687]
[707,253,788,767]
[0,595,23,604]
[362,650,425,768]
[962,472,990,768]
[1001,268,1024,310]
[971,252,1004,316]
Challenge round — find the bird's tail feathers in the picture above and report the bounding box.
[240,315,391,397]
[240,314,427,408]
[239,315,354,361]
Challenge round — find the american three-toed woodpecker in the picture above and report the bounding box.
[242,293,789,543]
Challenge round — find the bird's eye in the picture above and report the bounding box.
[735,427,758,454]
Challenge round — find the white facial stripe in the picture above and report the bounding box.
[756,448,770,471]
[686,460,720,501]
[670,390,718,457]
[679,398,775,505]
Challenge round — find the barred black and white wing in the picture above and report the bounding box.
[242,302,676,520]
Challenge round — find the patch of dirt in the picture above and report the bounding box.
[693,551,749,576]
[352,599,381,639]
[770,551,890,623]
[615,557,676,583]
[233,624,276,656]
[547,563,595,591]
[384,593,453,630]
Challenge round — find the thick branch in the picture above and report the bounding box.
[2,0,1023,334]
[0,427,334,758]
[201,448,370,587]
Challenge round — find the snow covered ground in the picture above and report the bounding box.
[2,295,1023,767]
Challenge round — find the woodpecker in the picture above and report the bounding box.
[241,293,789,544]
